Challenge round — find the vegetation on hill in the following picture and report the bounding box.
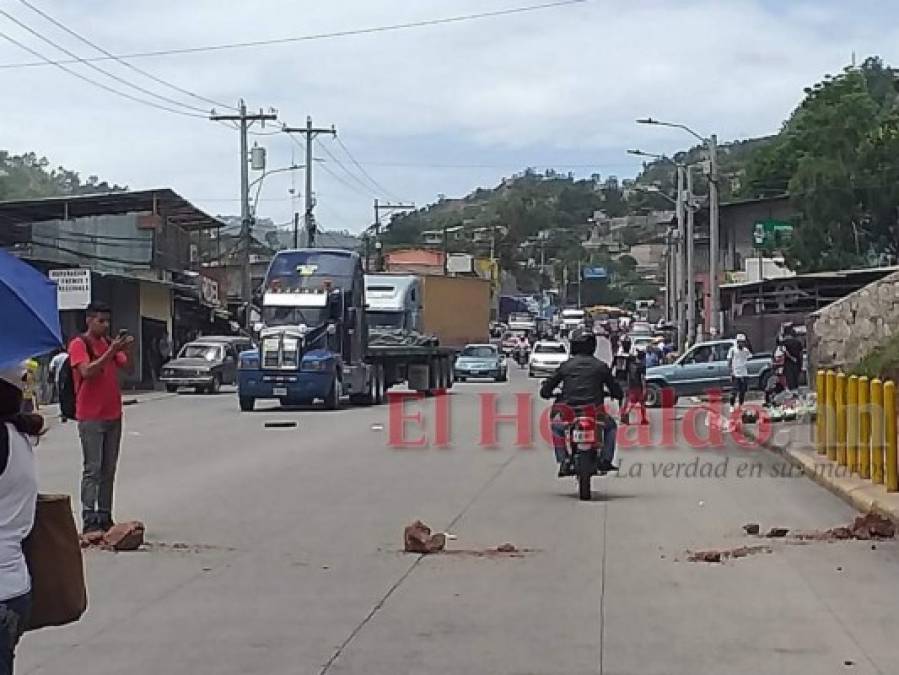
[0,151,125,201]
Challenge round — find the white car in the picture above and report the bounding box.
[528,341,569,377]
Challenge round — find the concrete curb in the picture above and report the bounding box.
[40,391,177,416]
[709,407,899,525]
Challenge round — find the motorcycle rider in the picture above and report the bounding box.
[540,328,623,476]
[514,333,531,367]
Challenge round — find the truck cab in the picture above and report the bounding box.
[364,274,423,331]
[237,248,374,410]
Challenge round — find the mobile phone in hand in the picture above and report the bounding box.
[118,329,129,338]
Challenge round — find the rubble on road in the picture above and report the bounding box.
[404,520,447,554]
[793,513,895,542]
[80,520,145,551]
[743,523,760,535]
[766,527,790,538]
[687,545,772,564]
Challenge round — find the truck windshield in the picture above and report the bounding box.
[265,251,355,291]
[367,311,405,329]
[263,306,330,327]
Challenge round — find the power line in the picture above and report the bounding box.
[316,141,382,198]
[0,28,206,118]
[14,0,235,112]
[334,135,404,202]
[0,0,588,69]
[0,8,210,115]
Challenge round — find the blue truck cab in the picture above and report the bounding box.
[237,248,373,411]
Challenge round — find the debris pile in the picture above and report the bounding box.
[80,521,145,551]
[403,520,447,554]
[794,513,895,541]
[687,545,772,564]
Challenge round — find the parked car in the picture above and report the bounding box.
[528,340,569,377]
[161,337,252,393]
[454,344,507,382]
[643,339,771,407]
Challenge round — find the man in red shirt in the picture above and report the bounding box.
[69,301,134,533]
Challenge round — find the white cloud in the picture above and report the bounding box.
[0,0,897,233]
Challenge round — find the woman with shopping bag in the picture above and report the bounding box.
[0,364,41,674]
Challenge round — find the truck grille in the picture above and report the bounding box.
[261,335,300,370]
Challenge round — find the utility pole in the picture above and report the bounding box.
[283,117,336,248]
[708,134,721,335]
[210,100,277,309]
[686,167,696,348]
[577,260,583,307]
[293,212,300,249]
[442,225,449,275]
[675,165,686,346]
[372,200,414,272]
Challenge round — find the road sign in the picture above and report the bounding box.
[49,268,91,310]
[582,266,607,280]
[753,219,793,247]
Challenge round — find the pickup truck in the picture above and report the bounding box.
[644,339,772,407]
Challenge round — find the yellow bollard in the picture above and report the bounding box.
[859,376,870,478]
[885,381,897,492]
[871,378,884,484]
[816,370,826,455]
[847,376,858,473]
[836,372,847,466]
[825,370,837,462]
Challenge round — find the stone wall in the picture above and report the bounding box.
[808,270,899,371]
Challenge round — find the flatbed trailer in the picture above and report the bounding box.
[366,344,457,394]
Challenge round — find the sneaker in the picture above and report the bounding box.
[558,460,575,477]
[598,460,619,473]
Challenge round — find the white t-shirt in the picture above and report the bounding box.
[594,336,613,366]
[0,424,38,601]
[728,346,752,378]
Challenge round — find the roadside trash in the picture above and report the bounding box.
[404,520,446,554]
[370,424,384,431]
[766,527,789,538]
[264,421,297,428]
[496,543,517,553]
[698,500,705,507]
[743,523,760,535]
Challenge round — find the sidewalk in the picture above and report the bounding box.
[709,406,899,525]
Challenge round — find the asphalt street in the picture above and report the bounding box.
[19,368,899,675]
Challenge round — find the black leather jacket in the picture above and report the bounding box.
[539,353,623,406]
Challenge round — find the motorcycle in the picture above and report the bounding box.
[514,345,530,369]
[559,406,608,501]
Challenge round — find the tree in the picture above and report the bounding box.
[742,57,899,271]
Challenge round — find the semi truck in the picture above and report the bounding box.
[365,273,490,349]
[236,249,456,411]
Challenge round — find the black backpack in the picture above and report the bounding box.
[59,336,94,420]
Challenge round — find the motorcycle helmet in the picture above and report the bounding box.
[568,327,596,356]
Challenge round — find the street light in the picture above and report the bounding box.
[637,116,721,335]
[626,147,689,345]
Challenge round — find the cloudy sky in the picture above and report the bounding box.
[0,0,895,234]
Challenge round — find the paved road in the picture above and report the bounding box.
[20,370,899,674]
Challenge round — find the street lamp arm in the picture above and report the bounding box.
[636,117,706,143]
[251,164,304,215]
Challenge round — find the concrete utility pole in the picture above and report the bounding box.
[675,165,686,346]
[372,200,414,272]
[686,167,696,348]
[707,134,721,335]
[210,100,277,307]
[282,117,336,248]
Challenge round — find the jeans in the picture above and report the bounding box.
[550,405,617,465]
[730,376,748,406]
[78,418,123,530]
[0,593,31,675]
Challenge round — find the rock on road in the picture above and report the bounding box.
[21,371,899,674]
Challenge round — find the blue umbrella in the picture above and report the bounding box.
[0,249,63,370]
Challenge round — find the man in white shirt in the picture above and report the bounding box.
[593,328,614,366]
[727,334,752,409]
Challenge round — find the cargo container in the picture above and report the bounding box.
[421,275,491,349]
